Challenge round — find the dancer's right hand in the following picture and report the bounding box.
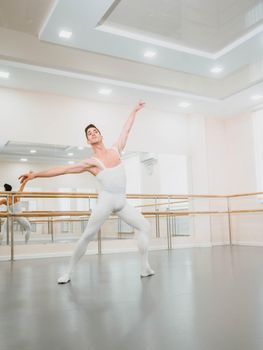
[18,171,35,184]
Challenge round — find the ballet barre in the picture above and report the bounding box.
[2,190,263,260]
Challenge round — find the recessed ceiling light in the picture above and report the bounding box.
[68,161,75,165]
[144,50,157,58]
[210,66,224,74]
[59,30,72,39]
[30,150,37,154]
[68,152,74,156]
[78,146,84,150]
[20,158,28,162]
[0,71,10,79]
[98,88,112,95]
[178,102,191,108]
[251,94,263,100]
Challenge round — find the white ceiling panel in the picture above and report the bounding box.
[104,0,263,52]
[36,0,263,79]
[0,0,56,35]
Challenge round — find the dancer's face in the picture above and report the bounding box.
[86,127,102,145]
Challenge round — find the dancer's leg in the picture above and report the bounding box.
[0,219,7,244]
[58,194,113,284]
[16,217,31,243]
[116,202,154,277]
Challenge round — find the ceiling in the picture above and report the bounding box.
[0,0,263,117]
[104,0,263,52]
[0,0,54,35]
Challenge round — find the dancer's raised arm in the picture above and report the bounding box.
[114,100,145,152]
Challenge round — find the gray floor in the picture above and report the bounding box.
[1,246,263,350]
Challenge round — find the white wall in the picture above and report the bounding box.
[225,113,257,193]
[0,87,189,154]
[252,109,263,192]
[205,118,228,194]
[223,111,263,245]
[205,118,230,244]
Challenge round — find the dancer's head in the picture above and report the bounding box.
[85,124,102,145]
[4,184,12,192]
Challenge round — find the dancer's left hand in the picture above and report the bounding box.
[134,100,145,112]
[18,171,35,184]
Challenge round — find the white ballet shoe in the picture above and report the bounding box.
[57,274,71,284]
[25,232,30,243]
[140,267,155,278]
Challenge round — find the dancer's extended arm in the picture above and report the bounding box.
[18,159,94,184]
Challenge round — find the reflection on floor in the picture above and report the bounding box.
[0,232,168,260]
[1,246,263,350]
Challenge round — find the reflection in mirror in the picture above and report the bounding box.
[0,140,190,259]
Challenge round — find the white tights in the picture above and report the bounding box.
[58,191,154,283]
[0,217,31,244]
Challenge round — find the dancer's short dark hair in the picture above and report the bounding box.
[4,184,12,191]
[85,124,101,137]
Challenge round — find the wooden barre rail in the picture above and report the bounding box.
[135,200,189,208]
[0,191,227,199]
[2,199,263,261]
[2,191,263,199]
[1,209,263,218]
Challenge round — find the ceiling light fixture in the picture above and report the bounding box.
[68,152,74,156]
[210,66,224,74]
[178,102,191,108]
[20,158,28,162]
[30,150,37,154]
[144,50,157,58]
[251,94,263,100]
[0,71,10,79]
[59,30,72,39]
[98,88,112,95]
[78,146,84,150]
[68,161,75,165]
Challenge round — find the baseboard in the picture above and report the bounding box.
[231,241,263,247]
[211,241,230,246]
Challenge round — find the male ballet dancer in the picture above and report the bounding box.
[19,101,154,284]
[0,180,32,244]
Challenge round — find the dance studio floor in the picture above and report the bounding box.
[0,246,263,350]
